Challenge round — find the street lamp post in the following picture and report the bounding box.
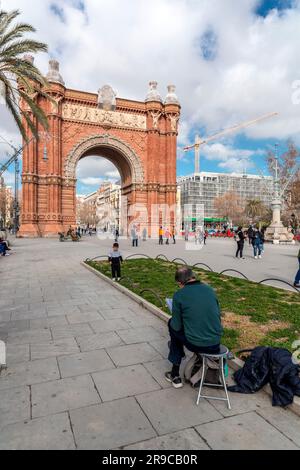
[264,144,297,244]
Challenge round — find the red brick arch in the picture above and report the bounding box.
[64,134,145,185]
[18,64,180,237]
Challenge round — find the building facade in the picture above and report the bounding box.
[0,177,13,229]
[177,171,274,225]
[76,181,122,232]
[96,181,121,232]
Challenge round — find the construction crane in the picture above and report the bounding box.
[183,112,278,173]
[0,134,38,232]
[0,145,23,178]
[0,141,24,232]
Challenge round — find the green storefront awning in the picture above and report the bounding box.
[184,217,228,222]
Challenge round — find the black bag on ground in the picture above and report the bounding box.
[228,346,300,407]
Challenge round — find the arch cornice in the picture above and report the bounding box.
[64,133,144,183]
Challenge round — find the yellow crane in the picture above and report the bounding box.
[183,112,278,173]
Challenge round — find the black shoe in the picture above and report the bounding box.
[165,371,183,388]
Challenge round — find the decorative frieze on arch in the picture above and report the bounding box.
[64,134,145,183]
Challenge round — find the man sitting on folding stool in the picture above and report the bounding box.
[165,267,223,388]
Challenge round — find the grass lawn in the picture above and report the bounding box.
[86,258,300,352]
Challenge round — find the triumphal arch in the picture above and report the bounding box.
[18,59,180,237]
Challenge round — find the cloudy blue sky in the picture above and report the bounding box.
[0,0,300,194]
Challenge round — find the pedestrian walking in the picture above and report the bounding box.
[142,227,147,241]
[184,226,189,242]
[248,225,254,245]
[159,226,164,245]
[171,226,176,244]
[252,227,264,259]
[294,248,300,288]
[131,226,138,247]
[235,226,245,259]
[165,228,170,245]
[108,242,123,282]
[195,228,201,245]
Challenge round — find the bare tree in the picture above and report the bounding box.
[267,140,300,218]
[214,191,245,225]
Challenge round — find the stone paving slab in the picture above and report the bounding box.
[11,309,47,322]
[6,343,30,365]
[6,328,52,345]
[0,386,30,428]
[66,311,104,324]
[0,319,30,333]
[30,337,80,360]
[76,331,124,352]
[257,407,300,447]
[51,323,94,340]
[70,398,156,450]
[143,359,172,388]
[106,343,162,367]
[57,349,115,378]
[47,306,82,317]
[205,386,273,417]
[124,428,210,450]
[99,308,137,320]
[0,358,60,391]
[136,387,223,436]
[116,326,164,345]
[31,374,101,418]
[195,412,299,450]
[0,311,13,322]
[89,318,130,333]
[149,339,170,359]
[92,364,161,401]
[30,316,68,329]
[0,412,76,450]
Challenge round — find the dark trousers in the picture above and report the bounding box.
[111,263,121,278]
[132,239,138,247]
[236,241,244,258]
[168,320,220,366]
[0,243,7,256]
[173,236,176,244]
[295,259,300,285]
[159,236,163,245]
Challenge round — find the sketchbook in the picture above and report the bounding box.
[165,298,173,313]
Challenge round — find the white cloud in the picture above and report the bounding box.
[202,142,263,172]
[80,177,104,186]
[76,155,120,186]
[1,0,300,169]
[1,170,15,186]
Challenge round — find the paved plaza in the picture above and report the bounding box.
[0,236,300,450]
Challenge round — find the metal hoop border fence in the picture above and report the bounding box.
[85,254,300,295]
[219,269,249,281]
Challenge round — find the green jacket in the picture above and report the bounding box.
[171,281,223,347]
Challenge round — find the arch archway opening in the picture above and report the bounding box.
[76,152,125,235]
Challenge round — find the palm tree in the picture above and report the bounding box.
[245,199,265,221]
[0,9,49,140]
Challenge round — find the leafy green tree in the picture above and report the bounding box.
[0,9,49,140]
